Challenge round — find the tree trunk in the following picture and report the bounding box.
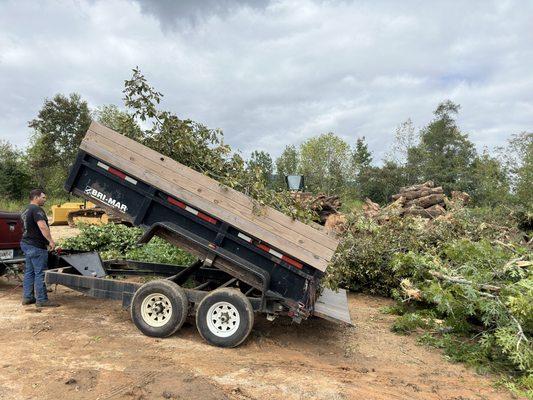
[406,193,445,209]
[399,180,434,193]
[392,186,443,201]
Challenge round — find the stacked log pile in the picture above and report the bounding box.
[362,181,460,220]
[328,182,472,233]
[393,181,446,218]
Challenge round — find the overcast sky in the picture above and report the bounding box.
[1,0,532,161]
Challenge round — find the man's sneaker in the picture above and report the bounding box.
[36,301,60,308]
[22,298,36,305]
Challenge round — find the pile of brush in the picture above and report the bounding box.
[292,192,342,224]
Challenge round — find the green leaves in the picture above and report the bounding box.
[0,141,31,200]
[119,68,317,225]
[27,93,91,196]
[59,223,194,265]
[299,132,352,195]
[326,205,532,379]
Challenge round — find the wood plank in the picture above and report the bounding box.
[90,122,339,251]
[82,130,335,261]
[80,140,331,272]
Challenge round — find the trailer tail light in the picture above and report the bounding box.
[166,196,218,225]
[237,233,303,269]
[97,162,138,185]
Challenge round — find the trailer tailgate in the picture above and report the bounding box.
[313,288,352,325]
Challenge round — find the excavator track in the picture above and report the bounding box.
[67,207,121,227]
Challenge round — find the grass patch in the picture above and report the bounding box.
[0,196,80,214]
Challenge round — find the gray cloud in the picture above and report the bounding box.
[132,0,270,30]
[0,0,532,163]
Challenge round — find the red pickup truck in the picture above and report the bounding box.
[0,211,24,275]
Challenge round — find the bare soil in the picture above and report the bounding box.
[0,226,519,400]
[51,225,81,241]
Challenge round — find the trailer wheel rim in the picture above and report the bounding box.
[206,301,241,338]
[140,292,173,328]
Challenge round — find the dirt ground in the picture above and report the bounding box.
[0,226,519,400]
[50,225,81,241]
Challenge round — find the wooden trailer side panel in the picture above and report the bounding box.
[80,122,339,272]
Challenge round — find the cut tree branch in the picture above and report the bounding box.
[429,271,501,292]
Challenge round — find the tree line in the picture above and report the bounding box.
[1,69,531,211]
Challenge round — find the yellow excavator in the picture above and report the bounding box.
[50,201,120,227]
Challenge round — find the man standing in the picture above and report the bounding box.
[20,189,59,307]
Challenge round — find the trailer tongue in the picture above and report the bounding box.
[46,122,351,347]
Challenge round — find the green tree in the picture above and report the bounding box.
[123,68,233,182]
[500,132,533,207]
[0,141,31,200]
[121,68,316,222]
[246,150,273,185]
[406,101,476,193]
[93,105,143,141]
[358,161,407,204]
[275,145,299,189]
[351,137,373,196]
[386,118,417,165]
[470,151,510,206]
[299,132,351,194]
[514,134,533,207]
[27,93,91,195]
[351,137,372,175]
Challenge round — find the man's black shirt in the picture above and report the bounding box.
[21,204,49,249]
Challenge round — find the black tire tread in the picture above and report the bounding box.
[130,279,189,338]
[196,288,254,348]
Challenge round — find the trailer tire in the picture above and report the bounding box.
[130,280,189,338]
[196,288,254,348]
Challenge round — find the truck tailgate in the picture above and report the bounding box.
[313,288,352,325]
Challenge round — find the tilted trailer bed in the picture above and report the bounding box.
[45,122,351,347]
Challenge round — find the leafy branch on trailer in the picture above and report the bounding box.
[59,223,194,266]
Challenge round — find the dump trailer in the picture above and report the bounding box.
[46,122,350,347]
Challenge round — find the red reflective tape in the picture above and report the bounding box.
[167,196,217,224]
[256,241,303,269]
[167,196,186,209]
[256,243,270,253]
[108,167,126,180]
[197,212,217,225]
[282,255,303,270]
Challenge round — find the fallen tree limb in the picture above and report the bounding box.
[428,272,527,347]
[429,271,501,292]
[406,193,446,209]
[495,298,529,350]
